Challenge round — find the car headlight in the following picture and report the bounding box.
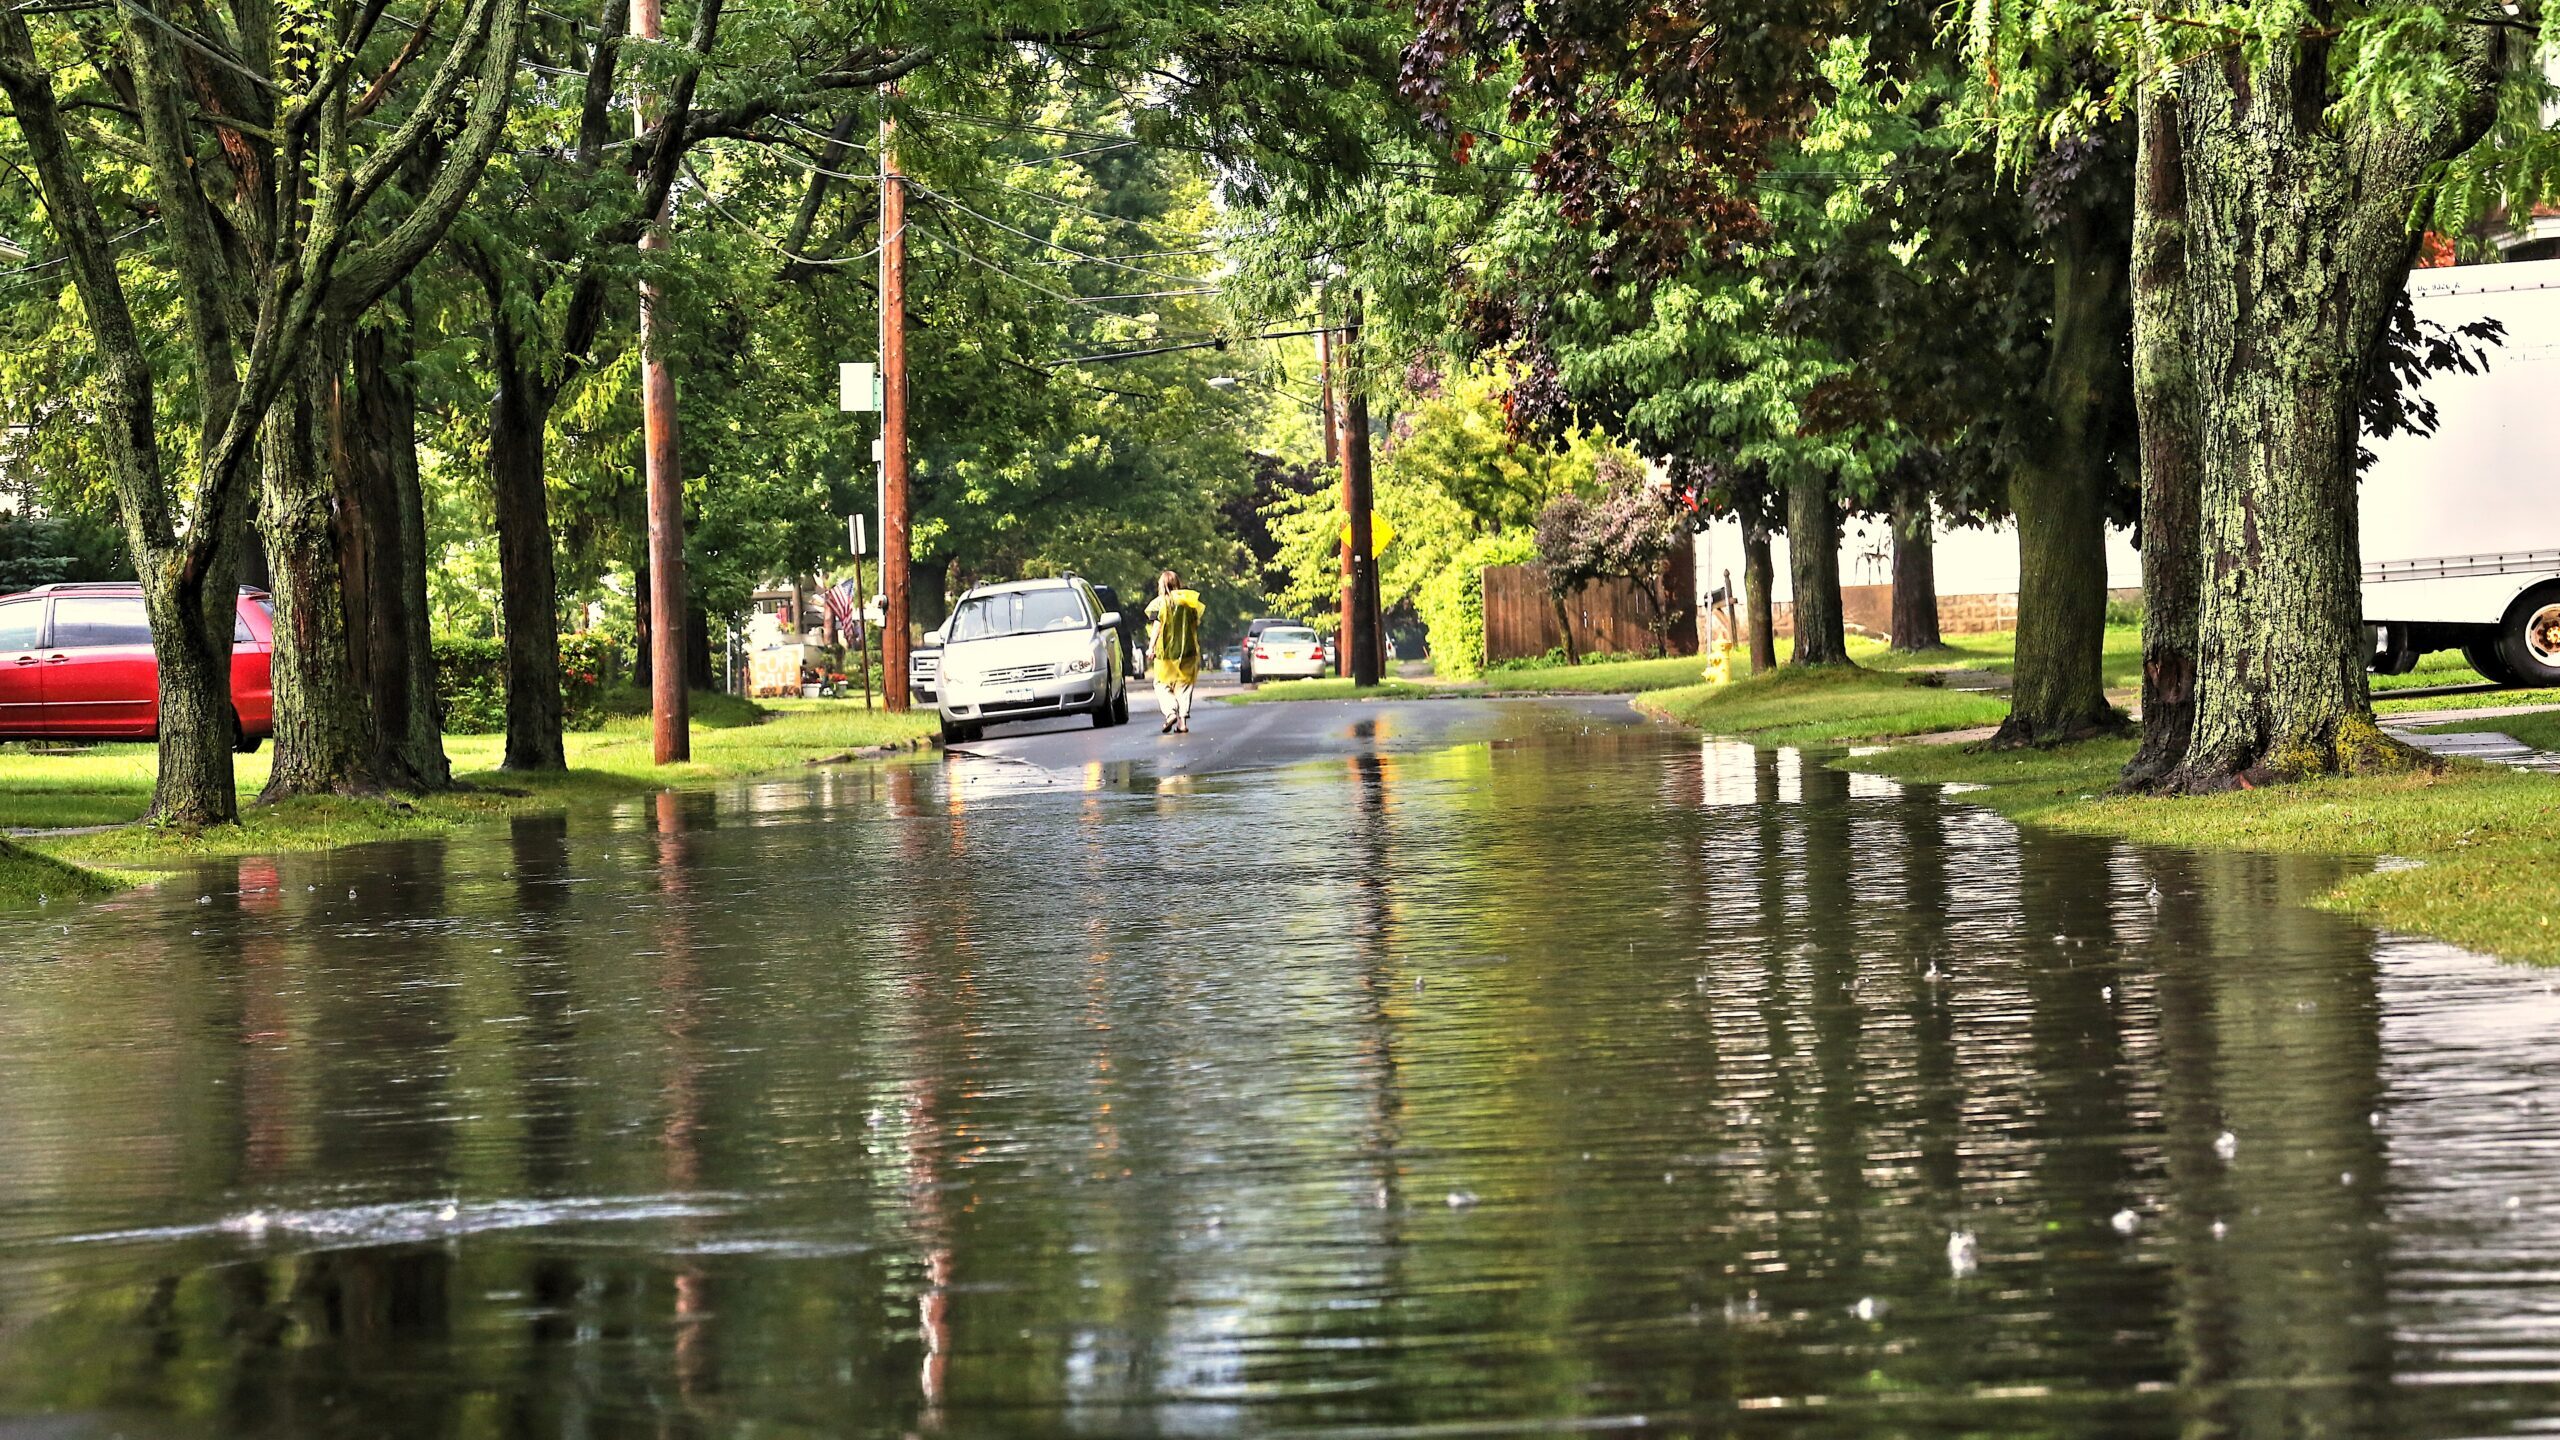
[1063,657,1094,674]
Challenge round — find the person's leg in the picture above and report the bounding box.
[1156,678,1178,730]
[1175,681,1194,728]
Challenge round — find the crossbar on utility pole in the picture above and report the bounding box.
[879,111,913,712]
[634,0,688,762]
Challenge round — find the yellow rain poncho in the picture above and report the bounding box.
[1146,588,1206,687]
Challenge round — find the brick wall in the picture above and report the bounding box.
[1763,586,2138,640]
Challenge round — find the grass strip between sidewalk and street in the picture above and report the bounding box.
[1833,738,2560,967]
[0,696,936,902]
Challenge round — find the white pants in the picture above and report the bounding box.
[1155,679,1194,723]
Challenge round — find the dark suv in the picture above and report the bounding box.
[0,583,276,748]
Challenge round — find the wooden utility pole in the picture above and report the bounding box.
[634,0,688,761]
[1318,322,1349,667]
[1338,299,1382,688]
[879,113,913,711]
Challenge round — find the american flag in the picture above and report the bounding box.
[821,579,863,640]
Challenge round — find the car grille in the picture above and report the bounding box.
[981,663,1058,685]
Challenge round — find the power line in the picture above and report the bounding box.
[1043,325,1334,368]
[910,182,1214,285]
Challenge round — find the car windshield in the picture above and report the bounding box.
[1266,628,1317,645]
[948,589,1088,642]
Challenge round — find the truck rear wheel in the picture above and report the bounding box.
[2491,583,2560,688]
[2464,637,2521,687]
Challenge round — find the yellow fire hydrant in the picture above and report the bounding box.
[1701,639,1737,686]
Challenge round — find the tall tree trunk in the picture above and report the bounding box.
[143,564,245,827]
[346,303,450,791]
[1995,209,2125,748]
[2124,90,2203,791]
[909,553,954,633]
[1743,524,1777,674]
[259,344,386,801]
[1785,473,1852,667]
[1889,493,1942,653]
[2160,44,2498,790]
[489,336,568,771]
[685,602,713,691]
[633,557,652,692]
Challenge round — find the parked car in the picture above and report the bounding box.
[0,582,275,749]
[1236,616,1302,685]
[1248,625,1328,683]
[1219,644,1244,674]
[909,638,940,706]
[932,576,1130,745]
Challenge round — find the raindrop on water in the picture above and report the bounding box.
[1851,1296,1884,1321]
[1445,1191,1477,1209]
[1946,1229,1978,1277]
[2214,1131,2239,1162]
[2111,1209,2141,1236]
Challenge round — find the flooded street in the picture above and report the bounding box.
[1,699,2557,1437]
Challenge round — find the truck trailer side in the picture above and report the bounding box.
[2362,258,2560,686]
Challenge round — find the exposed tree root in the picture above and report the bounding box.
[2156,714,2440,794]
[1984,706,2129,751]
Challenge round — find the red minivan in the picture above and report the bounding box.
[0,583,275,749]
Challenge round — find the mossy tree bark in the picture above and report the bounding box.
[346,303,451,791]
[1785,473,1852,666]
[1888,493,1941,653]
[260,345,390,801]
[1994,208,2123,748]
[2160,36,2501,790]
[2124,90,2202,791]
[1743,524,1777,674]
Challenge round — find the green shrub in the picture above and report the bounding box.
[2104,594,2146,627]
[433,632,631,734]
[432,636,508,734]
[1416,531,1536,681]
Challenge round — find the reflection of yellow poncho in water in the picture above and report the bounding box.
[1147,589,1206,686]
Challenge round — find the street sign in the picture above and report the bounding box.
[848,513,868,557]
[1341,511,1397,554]
[839,362,882,413]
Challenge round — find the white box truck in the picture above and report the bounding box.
[2363,258,2560,685]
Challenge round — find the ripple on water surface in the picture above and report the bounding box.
[0,713,2555,1438]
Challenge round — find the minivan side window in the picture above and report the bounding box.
[0,599,39,651]
[50,595,152,647]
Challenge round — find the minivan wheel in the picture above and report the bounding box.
[1111,689,1130,726]
[939,717,974,748]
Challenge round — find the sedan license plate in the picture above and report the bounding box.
[1000,686,1035,702]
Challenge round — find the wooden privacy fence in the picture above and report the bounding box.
[1482,556,1699,664]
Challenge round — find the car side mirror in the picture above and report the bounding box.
[1097,611,1122,632]
[924,627,945,646]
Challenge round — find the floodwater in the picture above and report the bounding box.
[1,701,2557,1439]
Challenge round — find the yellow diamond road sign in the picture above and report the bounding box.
[1342,512,1395,554]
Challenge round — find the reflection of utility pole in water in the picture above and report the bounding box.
[651,791,714,1420]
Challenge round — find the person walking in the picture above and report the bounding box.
[1146,569,1206,734]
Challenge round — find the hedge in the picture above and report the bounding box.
[1414,531,1536,681]
[432,632,625,734]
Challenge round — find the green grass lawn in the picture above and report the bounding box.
[0,696,935,896]
[1843,737,2560,966]
[1234,626,2144,713]
[1636,665,2017,746]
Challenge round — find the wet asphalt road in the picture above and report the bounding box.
[946,675,1644,779]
